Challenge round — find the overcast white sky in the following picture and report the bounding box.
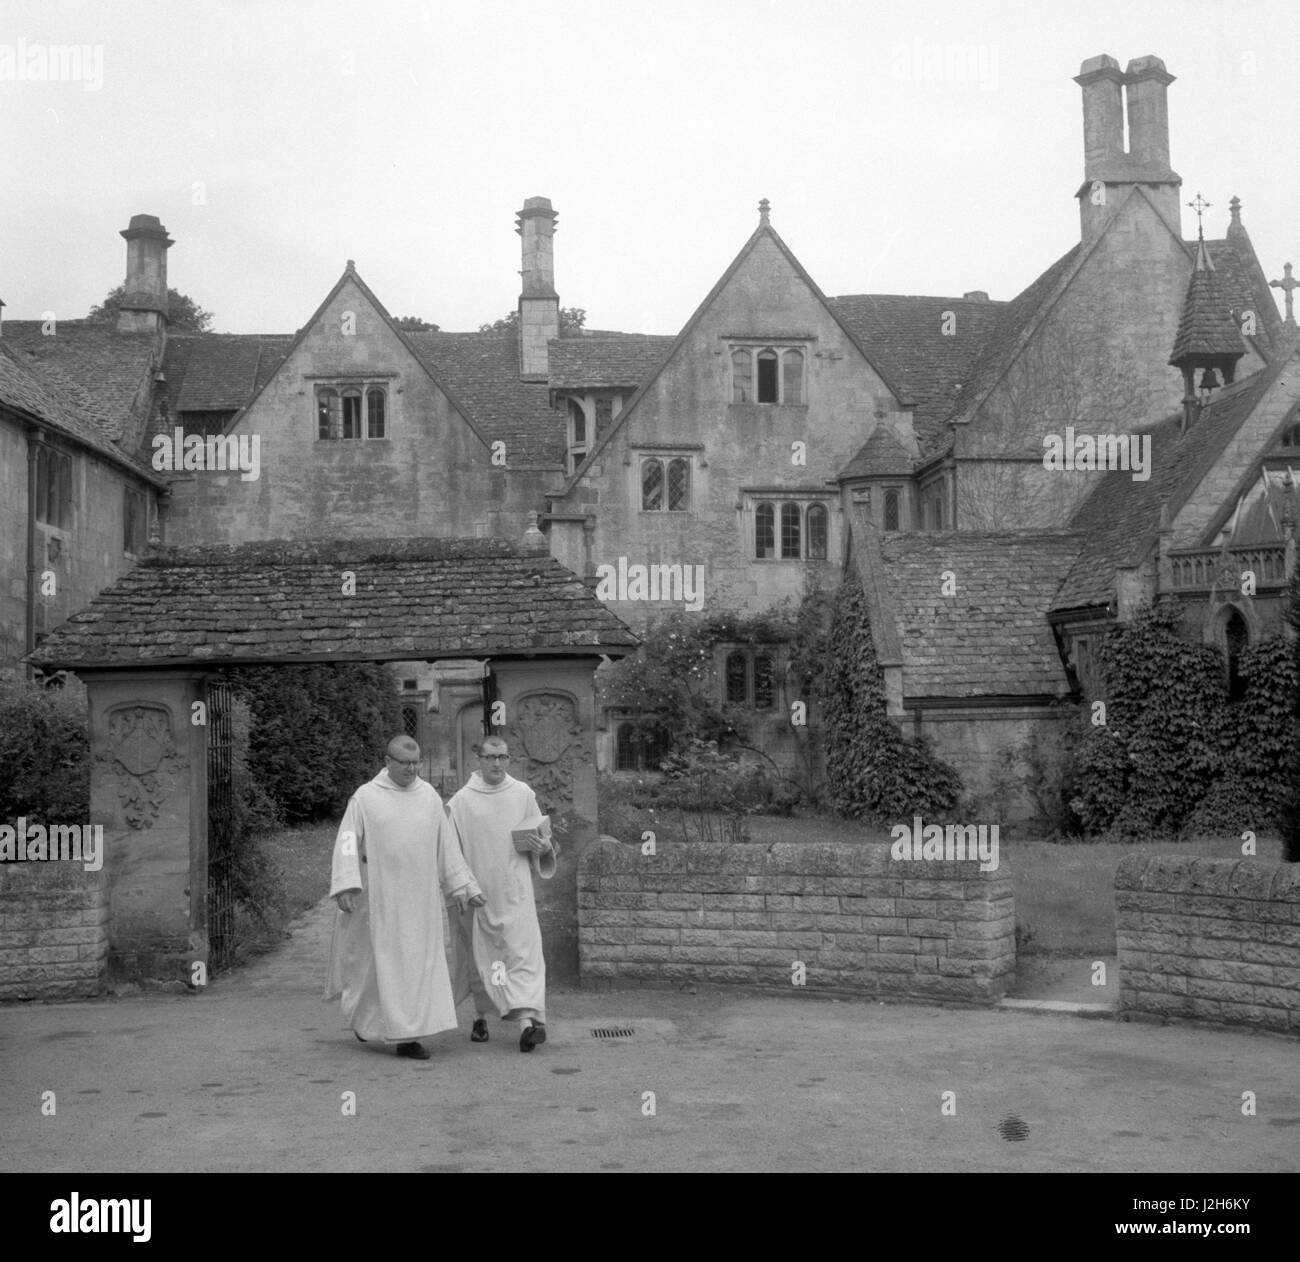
[3,0,1299,335]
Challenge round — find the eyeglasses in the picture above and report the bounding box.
[480,754,510,761]
[387,757,421,769]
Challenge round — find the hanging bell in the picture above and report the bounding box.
[1198,367,1222,396]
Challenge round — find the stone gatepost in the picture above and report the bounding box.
[487,657,601,985]
[83,670,209,983]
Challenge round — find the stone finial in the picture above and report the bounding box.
[346,259,355,272]
[522,511,548,554]
[1229,195,1242,226]
[758,198,771,225]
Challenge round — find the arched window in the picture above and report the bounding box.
[806,503,827,559]
[757,349,779,403]
[1224,609,1249,703]
[725,651,748,704]
[782,349,804,405]
[367,388,386,438]
[667,458,690,511]
[755,502,776,558]
[732,349,753,402]
[884,488,900,532]
[780,502,801,558]
[641,458,664,510]
[753,655,774,710]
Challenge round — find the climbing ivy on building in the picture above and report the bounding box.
[1069,599,1297,838]
[818,572,962,819]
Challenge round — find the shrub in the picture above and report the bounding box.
[0,674,90,823]
[223,662,402,823]
[818,572,962,820]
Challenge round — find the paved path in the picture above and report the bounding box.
[2,900,1297,1173]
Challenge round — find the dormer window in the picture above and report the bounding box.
[731,344,805,404]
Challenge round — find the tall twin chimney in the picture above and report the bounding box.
[516,196,559,380]
[117,214,172,334]
[1075,54,1181,243]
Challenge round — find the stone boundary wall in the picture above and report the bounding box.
[0,875,108,1000]
[578,839,1015,1003]
[1116,855,1300,1035]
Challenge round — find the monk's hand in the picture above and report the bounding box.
[467,893,487,908]
[525,831,551,853]
[335,888,360,914]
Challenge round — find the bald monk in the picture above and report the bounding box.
[324,735,484,1059]
[446,736,558,1053]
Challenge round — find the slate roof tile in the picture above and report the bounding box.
[829,294,1004,454]
[547,335,676,390]
[26,537,639,670]
[878,531,1083,697]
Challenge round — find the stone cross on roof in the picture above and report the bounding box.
[1270,261,1298,326]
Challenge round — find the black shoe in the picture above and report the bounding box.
[519,1022,546,1053]
[471,1018,489,1043]
[396,1041,430,1060]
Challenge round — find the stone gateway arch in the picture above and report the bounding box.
[25,536,639,988]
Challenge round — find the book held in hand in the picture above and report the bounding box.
[512,814,551,852]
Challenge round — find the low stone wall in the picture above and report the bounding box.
[0,867,108,1000]
[578,838,1015,1003]
[1116,855,1300,1035]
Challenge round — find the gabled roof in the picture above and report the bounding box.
[547,335,676,391]
[829,294,1004,452]
[943,244,1083,430]
[1,319,159,444]
[855,521,1082,698]
[162,333,294,411]
[0,335,163,484]
[1052,361,1284,612]
[403,332,565,468]
[839,422,914,480]
[558,218,916,493]
[26,537,640,671]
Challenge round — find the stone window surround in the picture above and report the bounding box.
[742,491,832,560]
[727,336,813,406]
[312,378,392,441]
[717,643,781,711]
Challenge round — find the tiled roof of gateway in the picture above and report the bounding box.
[1169,243,1247,365]
[876,530,1082,698]
[26,537,639,671]
[830,295,1005,453]
[1,319,158,443]
[547,335,676,390]
[839,421,914,480]
[1052,363,1282,612]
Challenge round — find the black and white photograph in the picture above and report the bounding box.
[2,0,1298,1210]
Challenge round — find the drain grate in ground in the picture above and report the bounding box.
[997,1115,1030,1142]
[591,1027,635,1039]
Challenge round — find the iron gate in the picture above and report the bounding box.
[206,680,237,970]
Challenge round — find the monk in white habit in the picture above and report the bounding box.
[447,736,558,1053]
[324,735,484,1059]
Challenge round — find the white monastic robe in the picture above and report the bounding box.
[323,769,480,1042]
[447,772,558,1022]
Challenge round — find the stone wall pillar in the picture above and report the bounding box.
[83,671,208,982]
[488,657,601,984]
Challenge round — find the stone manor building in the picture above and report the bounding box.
[6,51,1300,814]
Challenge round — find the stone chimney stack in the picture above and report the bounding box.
[1075,54,1125,175]
[1075,54,1181,245]
[516,197,559,381]
[118,214,173,334]
[1124,55,1175,168]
